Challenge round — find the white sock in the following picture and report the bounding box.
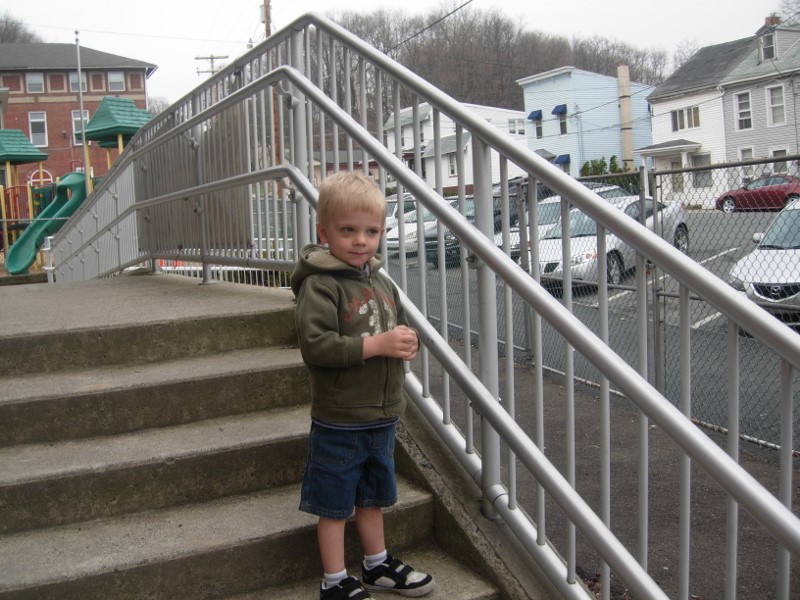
[322,569,348,589]
[364,549,388,570]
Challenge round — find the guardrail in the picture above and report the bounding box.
[49,12,799,600]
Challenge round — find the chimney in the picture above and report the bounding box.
[617,65,634,173]
[765,14,781,27]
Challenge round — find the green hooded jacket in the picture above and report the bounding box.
[290,243,409,425]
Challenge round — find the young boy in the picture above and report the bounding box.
[290,171,435,600]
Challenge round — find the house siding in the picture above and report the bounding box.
[520,67,653,177]
[723,76,799,163]
[384,103,528,194]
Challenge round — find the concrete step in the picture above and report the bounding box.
[0,346,308,446]
[0,274,297,376]
[0,478,435,600]
[225,544,499,600]
[0,406,312,535]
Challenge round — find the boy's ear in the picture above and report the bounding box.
[316,222,328,244]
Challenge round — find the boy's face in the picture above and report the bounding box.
[317,208,385,269]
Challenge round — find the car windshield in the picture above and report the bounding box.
[404,206,438,223]
[758,208,800,249]
[543,208,597,239]
[510,201,562,227]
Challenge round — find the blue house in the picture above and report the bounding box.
[517,66,653,177]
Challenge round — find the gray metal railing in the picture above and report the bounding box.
[47,13,799,600]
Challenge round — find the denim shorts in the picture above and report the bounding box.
[299,422,398,519]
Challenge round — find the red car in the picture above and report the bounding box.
[716,174,800,212]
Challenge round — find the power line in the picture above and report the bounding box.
[388,0,476,53]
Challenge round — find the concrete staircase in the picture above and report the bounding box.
[0,273,508,600]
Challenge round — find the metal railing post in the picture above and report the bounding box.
[472,136,501,520]
[290,27,311,249]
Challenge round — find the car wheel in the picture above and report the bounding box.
[721,197,736,213]
[786,194,800,206]
[673,224,689,254]
[607,253,623,286]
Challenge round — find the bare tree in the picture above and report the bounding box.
[146,96,171,116]
[778,0,800,24]
[0,11,43,43]
[672,39,702,71]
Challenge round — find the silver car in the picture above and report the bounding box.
[537,196,689,287]
[728,198,800,330]
[494,184,639,266]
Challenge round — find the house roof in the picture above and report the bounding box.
[647,37,756,101]
[0,129,48,164]
[636,138,701,155]
[83,97,152,146]
[722,24,800,86]
[421,132,471,158]
[383,104,433,130]
[0,44,156,77]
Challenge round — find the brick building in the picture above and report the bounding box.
[0,43,156,186]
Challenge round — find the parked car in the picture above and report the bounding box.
[727,198,800,331]
[425,197,474,267]
[493,184,638,266]
[385,192,416,232]
[715,174,800,213]
[385,203,441,256]
[537,196,689,287]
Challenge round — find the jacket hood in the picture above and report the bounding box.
[290,243,385,296]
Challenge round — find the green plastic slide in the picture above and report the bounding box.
[6,172,87,275]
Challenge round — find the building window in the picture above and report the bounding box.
[691,154,712,188]
[72,109,89,146]
[772,148,788,173]
[670,106,700,131]
[29,112,47,147]
[535,119,543,139]
[558,113,567,135]
[69,72,87,93]
[26,73,44,94]
[766,85,785,126]
[507,119,525,135]
[761,32,776,60]
[448,154,457,177]
[734,92,752,130]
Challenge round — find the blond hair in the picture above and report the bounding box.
[316,171,387,226]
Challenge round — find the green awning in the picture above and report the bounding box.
[0,129,48,164]
[83,96,152,146]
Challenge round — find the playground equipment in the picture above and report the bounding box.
[5,172,87,275]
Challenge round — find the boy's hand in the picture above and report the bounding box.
[363,325,419,361]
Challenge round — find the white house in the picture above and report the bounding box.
[642,15,800,205]
[517,65,653,178]
[383,102,529,194]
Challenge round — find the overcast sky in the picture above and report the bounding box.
[8,0,781,103]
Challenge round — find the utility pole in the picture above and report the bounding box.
[195,54,229,77]
[261,0,271,38]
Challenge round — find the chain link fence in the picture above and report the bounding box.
[389,155,800,451]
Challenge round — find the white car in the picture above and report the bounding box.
[494,184,639,266]
[728,198,800,331]
[537,196,689,286]
[385,192,416,233]
[385,204,440,256]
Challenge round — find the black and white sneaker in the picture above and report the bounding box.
[361,555,435,597]
[320,576,372,600]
